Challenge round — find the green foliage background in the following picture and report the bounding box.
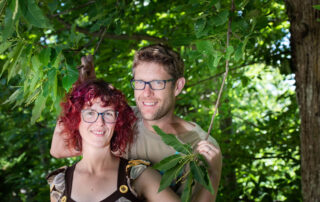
[0,0,300,201]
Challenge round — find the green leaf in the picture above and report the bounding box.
[194,18,206,38]
[234,43,243,62]
[153,154,183,171]
[158,162,186,193]
[195,40,214,55]
[190,161,214,195]
[31,94,47,124]
[62,65,78,92]
[0,41,12,54]
[31,55,42,72]
[153,126,192,154]
[0,0,7,16]
[2,88,23,105]
[25,88,40,106]
[47,0,58,13]
[2,1,16,41]
[226,45,234,61]
[213,52,223,67]
[181,172,193,202]
[39,48,51,66]
[313,5,320,10]
[52,51,62,68]
[212,10,229,26]
[48,68,57,102]
[19,0,50,28]
[1,41,25,79]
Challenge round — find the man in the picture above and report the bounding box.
[50,44,222,201]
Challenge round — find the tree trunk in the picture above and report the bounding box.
[285,0,320,201]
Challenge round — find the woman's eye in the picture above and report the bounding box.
[87,111,95,116]
[105,112,114,117]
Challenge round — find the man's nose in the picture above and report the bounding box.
[143,83,153,97]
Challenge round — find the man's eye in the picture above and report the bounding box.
[136,80,145,84]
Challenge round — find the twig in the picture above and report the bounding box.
[94,27,107,55]
[52,1,96,17]
[206,0,235,140]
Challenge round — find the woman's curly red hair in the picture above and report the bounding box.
[59,79,136,154]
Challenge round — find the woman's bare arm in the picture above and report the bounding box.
[50,121,81,158]
[133,168,180,202]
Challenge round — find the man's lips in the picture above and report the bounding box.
[142,101,158,106]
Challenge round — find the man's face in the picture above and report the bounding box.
[133,62,176,121]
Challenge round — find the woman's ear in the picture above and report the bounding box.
[174,77,185,96]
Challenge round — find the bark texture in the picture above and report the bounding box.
[285,0,320,201]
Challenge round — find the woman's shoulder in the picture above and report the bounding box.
[125,159,151,180]
[46,166,70,202]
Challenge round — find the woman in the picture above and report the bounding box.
[47,80,179,202]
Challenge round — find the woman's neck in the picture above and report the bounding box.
[78,145,119,174]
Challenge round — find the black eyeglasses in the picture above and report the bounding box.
[81,109,118,123]
[130,79,175,90]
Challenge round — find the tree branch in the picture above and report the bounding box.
[51,15,168,44]
[206,0,234,139]
[52,1,96,17]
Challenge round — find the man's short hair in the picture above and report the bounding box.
[132,44,184,80]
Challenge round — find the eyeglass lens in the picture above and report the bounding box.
[133,80,166,90]
[82,109,117,123]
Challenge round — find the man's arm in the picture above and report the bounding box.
[192,140,222,202]
[50,120,81,158]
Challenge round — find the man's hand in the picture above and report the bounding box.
[193,140,222,202]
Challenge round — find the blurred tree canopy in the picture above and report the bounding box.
[0,0,313,201]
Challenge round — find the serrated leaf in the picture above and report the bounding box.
[48,68,57,101]
[313,5,320,10]
[25,88,40,106]
[39,48,51,66]
[42,79,50,97]
[194,18,206,38]
[153,154,182,171]
[226,45,234,61]
[213,52,223,67]
[62,65,78,92]
[158,162,186,193]
[31,94,47,124]
[2,2,15,41]
[0,0,7,16]
[234,43,243,62]
[52,52,62,68]
[1,41,24,78]
[190,161,214,195]
[19,0,50,28]
[48,0,58,13]
[0,41,12,54]
[153,126,192,154]
[195,40,214,55]
[181,172,193,202]
[3,88,23,105]
[212,10,229,26]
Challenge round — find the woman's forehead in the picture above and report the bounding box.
[84,98,114,110]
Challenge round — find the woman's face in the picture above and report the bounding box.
[79,98,117,149]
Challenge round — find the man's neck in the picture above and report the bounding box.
[143,114,194,136]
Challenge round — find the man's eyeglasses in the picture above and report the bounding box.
[81,109,118,123]
[130,79,175,90]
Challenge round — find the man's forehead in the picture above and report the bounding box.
[133,62,171,79]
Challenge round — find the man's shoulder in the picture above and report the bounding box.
[183,121,220,148]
